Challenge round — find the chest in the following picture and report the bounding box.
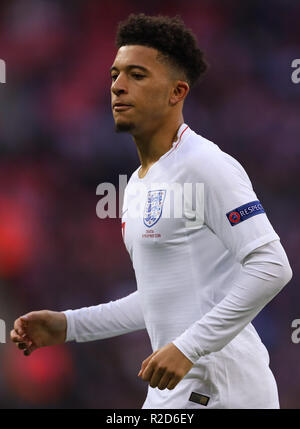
[121,181,204,256]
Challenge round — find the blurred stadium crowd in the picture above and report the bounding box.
[0,0,299,408]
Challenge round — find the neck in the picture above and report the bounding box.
[133,115,184,178]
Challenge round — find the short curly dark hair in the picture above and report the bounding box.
[116,13,208,88]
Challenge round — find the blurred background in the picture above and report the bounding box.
[0,0,299,409]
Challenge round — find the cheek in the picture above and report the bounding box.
[143,87,170,112]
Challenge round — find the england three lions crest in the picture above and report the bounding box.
[143,190,166,228]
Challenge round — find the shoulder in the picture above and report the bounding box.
[180,129,251,186]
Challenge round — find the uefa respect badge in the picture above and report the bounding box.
[226,200,265,226]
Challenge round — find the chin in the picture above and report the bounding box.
[114,120,135,133]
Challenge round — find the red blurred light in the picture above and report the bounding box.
[3,343,75,405]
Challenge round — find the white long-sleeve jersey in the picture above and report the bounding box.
[63,123,292,409]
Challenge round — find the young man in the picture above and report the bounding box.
[11,14,292,409]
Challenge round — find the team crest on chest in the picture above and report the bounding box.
[143,190,166,228]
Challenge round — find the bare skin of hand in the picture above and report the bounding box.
[138,343,194,390]
[10,310,67,356]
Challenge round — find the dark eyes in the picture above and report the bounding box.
[111,73,145,81]
[132,73,145,80]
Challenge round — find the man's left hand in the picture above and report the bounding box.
[138,343,194,390]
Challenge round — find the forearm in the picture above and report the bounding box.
[173,240,293,363]
[63,290,146,342]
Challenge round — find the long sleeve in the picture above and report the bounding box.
[172,239,293,363]
[63,290,146,342]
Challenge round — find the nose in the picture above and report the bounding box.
[111,73,128,96]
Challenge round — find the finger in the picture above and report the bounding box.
[10,330,24,343]
[149,367,165,388]
[18,342,27,350]
[167,376,181,390]
[138,351,158,376]
[14,317,28,336]
[138,356,152,376]
[158,372,173,390]
[12,334,33,353]
[20,316,29,325]
[141,361,155,382]
[17,337,33,348]
[13,320,24,336]
[23,344,37,357]
[11,329,32,345]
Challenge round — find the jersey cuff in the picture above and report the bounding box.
[62,310,76,342]
[236,233,280,262]
[172,338,204,364]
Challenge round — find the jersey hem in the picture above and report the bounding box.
[62,309,76,342]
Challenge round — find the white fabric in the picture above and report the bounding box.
[64,291,145,343]
[172,239,292,361]
[63,123,292,408]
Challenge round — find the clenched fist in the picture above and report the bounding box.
[10,310,67,356]
[138,342,194,390]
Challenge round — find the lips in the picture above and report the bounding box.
[113,103,133,112]
[114,105,132,112]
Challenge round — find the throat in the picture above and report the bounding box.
[138,164,154,179]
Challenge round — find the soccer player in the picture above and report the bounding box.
[11,14,292,409]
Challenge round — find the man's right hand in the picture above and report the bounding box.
[10,310,67,356]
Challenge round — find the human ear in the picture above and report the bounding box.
[169,81,190,105]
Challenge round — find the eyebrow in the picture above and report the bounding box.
[109,64,149,74]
